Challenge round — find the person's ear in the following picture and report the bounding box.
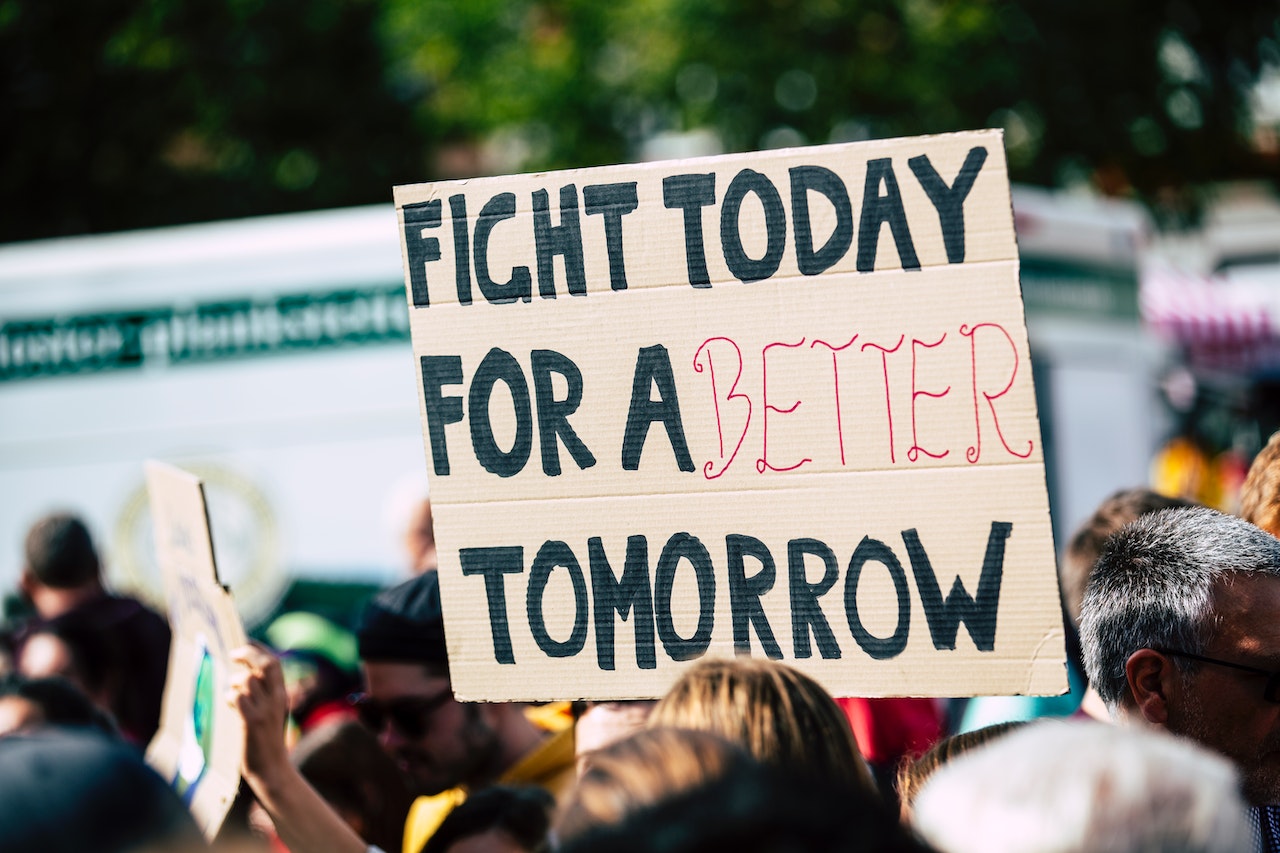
[18,569,36,598]
[1125,648,1174,726]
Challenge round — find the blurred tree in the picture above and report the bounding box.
[1,0,1276,242]
[380,0,1279,214]
[0,0,427,242]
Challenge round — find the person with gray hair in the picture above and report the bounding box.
[1078,505,1280,850]
[911,720,1253,853]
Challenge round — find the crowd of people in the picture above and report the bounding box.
[3,427,1280,853]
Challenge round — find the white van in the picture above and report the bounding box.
[0,188,1171,627]
[0,205,426,625]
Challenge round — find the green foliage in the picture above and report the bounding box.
[1,0,1276,241]
[0,0,423,241]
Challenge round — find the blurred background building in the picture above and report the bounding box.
[1,0,1278,629]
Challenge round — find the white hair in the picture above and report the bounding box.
[912,721,1253,853]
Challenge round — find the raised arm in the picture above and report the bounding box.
[228,644,377,853]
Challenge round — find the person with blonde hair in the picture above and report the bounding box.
[1241,429,1280,537]
[647,657,875,793]
[556,727,752,843]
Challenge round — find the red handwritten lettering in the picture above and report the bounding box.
[693,337,752,479]
[757,338,811,473]
[961,322,1033,463]
[810,335,858,466]
[908,334,950,462]
[860,336,905,463]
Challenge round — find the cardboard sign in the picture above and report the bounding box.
[395,129,1065,701]
[144,461,247,840]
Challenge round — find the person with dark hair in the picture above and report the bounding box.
[292,721,416,853]
[0,728,205,853]
[0,673,118,737]
[1079,505,1280,850]
[559,755,932,853]
[12,511,170,745]
[420,786,554,853]
[1061,488,1197,627]
[232,570,575,853]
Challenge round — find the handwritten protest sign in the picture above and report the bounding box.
[395,129,1065,701]
[144,461,247,840]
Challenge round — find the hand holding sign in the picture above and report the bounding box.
[143,461,248,840]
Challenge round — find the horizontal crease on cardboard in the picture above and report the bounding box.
[433,460,1052,509]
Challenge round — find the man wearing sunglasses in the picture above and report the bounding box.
[353,569,574,853]
[1079,505,1280,852]
[233,570,573,853]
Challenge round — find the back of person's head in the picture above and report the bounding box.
[911,720,1252,853]
[23,512,100,589]
[1241,429,1280,537]
[0,729,205,853]
[1061,489,1195,625]
[0,673,118,736]
[1079,505,1280,710]
[422,785,554,853]
[556,727,754,843]
[895,721,1026,819]
[560,757,932,853]
[648,657,874,793]
[18,620,117,713]
[292,720,415,853]
[356,569,448,674]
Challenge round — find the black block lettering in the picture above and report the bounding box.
[449,194,473,305]
[584,182,639,291]
[902,521,1009,651]
[908,146,988,265]
[469,348,533,478]
[533,185,587,298]
[654,533,715,661]
[662,173,716,288]
[622,345,694,472]
[790,166,853,276]
[531,349,595,476]
[857,159,920,273]
[721,169,786,283]
[419,355,464,476]
[589,536,656,670]
[788,538,842,660]
[726,534,782,658]
[475,192,532,304]
[844,536,911,660]
[527,540,589,658]
[460,546,524,664]
[402,200,442,307]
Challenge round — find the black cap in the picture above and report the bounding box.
[357,570,449,664]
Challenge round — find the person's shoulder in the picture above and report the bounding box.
[58,594,170,639]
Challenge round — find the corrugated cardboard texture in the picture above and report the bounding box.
[143,461,247,841]
[394,130,1065,701]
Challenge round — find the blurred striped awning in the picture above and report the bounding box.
[1140,264,1280,373]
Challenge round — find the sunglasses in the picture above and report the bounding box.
[1155,648,1280,703]
[348,689,454,739]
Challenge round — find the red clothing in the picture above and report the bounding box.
[837,697,944,765]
